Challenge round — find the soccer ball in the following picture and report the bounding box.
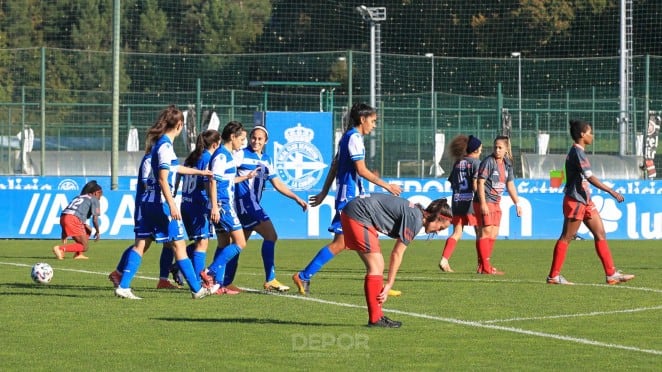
[31,262,54,284]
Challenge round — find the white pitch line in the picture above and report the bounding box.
[5,261,662,356]
[481,305,662,324]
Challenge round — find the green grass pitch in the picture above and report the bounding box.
[1,238,660,370]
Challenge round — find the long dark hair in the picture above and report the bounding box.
[420,198,452,224]
[221,120,244,143]
[184,129,220,167]
[346,102,376,132]
[145,105,183,152]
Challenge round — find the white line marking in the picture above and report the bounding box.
[4,261,661,356]
[481,305,662,324]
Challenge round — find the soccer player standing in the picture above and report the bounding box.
[474,135,522,275]
[546,119,634,285]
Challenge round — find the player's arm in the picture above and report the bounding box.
[477,178,488,215]
[208,177,219,223]
[587,175,624,202]
[158,168,180,220]
[506,180,522,217]
[270,177,308,211]
[177,165,212,177]
[91,215,100,241]
[379,239,408,303]
[354,159,402,196]
[309,154,338,207]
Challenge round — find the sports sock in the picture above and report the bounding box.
[208,244,242,283]
[116,245,133,272]
[486,237,497,259]
[442,237,457,260]
[548,240,569,278]
[364,275,383,324]
[262,240,276,282]
[192,250,207,280]
[223,253,240,286]
[595,240,616,276]
[177,257,201,292]
[300,246,335,281]
[61,242,84,252]
[477,238,492,273]
[475,239,483,271]
[159,246,174,279]
[119,249,142,289]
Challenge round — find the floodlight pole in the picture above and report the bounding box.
[511,52,522,149]
[356,5,386,109]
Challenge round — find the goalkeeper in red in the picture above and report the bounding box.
[340,193,452,328]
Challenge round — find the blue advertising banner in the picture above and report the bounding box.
[0,176,659,240]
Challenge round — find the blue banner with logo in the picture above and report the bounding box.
[266,111,333,191]
[0,176,660,240]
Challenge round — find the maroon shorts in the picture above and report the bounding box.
[474,201,501,227]
[563,195,596,221]
[340,213,381,253]
[451,214,478,226]
[60,214,86,237]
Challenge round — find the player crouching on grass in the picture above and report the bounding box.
[340,193,452,328]
[52,180,102,260]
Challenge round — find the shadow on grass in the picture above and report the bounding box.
[153,316,346,327]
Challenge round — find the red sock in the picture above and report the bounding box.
[61,243,84,253]
[548,240,568,278]
[486,238,496,259]
[475,239,483,271]
[595,240,616,276]
[364,275,383,324]
[477,238,492,273]
[442,238,457,260]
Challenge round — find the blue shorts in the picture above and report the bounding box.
[181,201,214,240]
[212,201,243,233]
[135,201,186,243]
[236,199,270,229]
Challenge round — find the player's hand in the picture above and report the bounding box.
[377,284,392,304]
[200,169,213,177]
[611,190,625,203]
[210,206,220,223]
[515,204,522,217]
[308,192,327,207]
[296,198,309,212]
[386,183,402,196]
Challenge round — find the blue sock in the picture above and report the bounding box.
[262,240,276,282]
[300,246,335,281]
[159,246,174,279]
[186,242,196,259]
[208,244,241,283]
[177,258,201,293]
[192,250,207,280]
[116,245,133,272]
[223,253,240,286]
[119,249,142,289]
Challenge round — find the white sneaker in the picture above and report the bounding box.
[606,270,635,285]
[264,279,290,292]
[115,287,142,300]
[546,275,574,285]
[192,286,214,299]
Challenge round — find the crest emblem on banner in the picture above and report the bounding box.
[273,123,326,190]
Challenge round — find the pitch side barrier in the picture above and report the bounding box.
[0,176,659,240]
[521,154,641,180]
